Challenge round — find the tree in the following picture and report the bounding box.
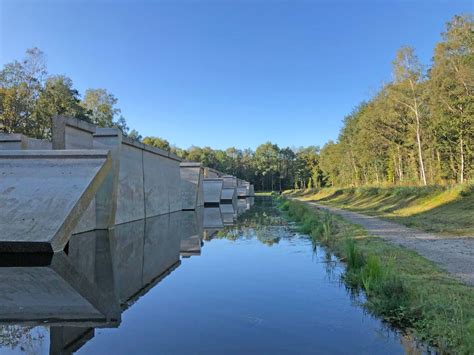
[429,14,474,183]
[81,88,120,127]
[33,75,86,138]
[143,136,171,151]
[389,46,428,185]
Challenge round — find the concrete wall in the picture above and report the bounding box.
[0,133,52,150]
[50,117,183,228]
[0,150,111,253]
[220,187,237,204]
[180,163,204,210]
[203,178,223,205]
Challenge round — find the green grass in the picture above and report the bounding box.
[284,183,474,236]
[278,197,474,354]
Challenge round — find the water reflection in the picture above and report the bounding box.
[0,197,428,354]
[0,198,253,354]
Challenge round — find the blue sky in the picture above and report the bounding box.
[1,0,472,150]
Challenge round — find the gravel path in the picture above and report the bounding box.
[299,200,474,286]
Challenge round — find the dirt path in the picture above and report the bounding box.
[298,199,474,286]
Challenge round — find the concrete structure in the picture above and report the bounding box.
[220,203,237,226]
[0,133,51,150]
[203,178,224,205]
[0,231,119,327]
[0,150,112,252]
[220,186,237,204]
[180,162,204,210]
[180,208,204,257]
[203,167,221,178]
[203,207,224,229]
[50,116,183,228]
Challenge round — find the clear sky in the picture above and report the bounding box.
[1,0,472,150]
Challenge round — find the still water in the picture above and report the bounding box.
[1,198,417,354]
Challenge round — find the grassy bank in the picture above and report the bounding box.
[283,184,474,236]
[278,197,474,354]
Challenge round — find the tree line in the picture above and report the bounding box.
[1,15,472,190]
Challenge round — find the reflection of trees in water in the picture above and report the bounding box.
[0,325,46,354]
[216,203,288,246]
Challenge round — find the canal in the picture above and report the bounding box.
[1,197,422,354]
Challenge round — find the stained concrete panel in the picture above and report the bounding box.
[222,175,237,188]
[203,178,223,204]
[52,116,96,150]
[221,187,237,204]
[143,150,170,216]
[166,157,183,213]
[115,142,145,224]
[180,163,204,210]
[0,133,51,150]
[0,150,111,252]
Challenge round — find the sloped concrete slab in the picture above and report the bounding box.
[180,163,204,210]
[0,150,111,252]
[203,178,223,205]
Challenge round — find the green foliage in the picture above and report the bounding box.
[279,197,474,353]
[0,48,139,140]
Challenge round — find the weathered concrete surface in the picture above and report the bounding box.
[115,141,145,224]
[52,116,96,150]
[180,162,204,210]
[222,175,237,188]
[203,178,223,205]
[221,187,237,204]
[0,150,111,252]
[204,167,221,178]
[0,133,51,150]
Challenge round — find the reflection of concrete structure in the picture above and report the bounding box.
[180,208,204,257]
[180,162,204,210]
[0,231,119,328]
[220,203,237,226]
[0,116,183,251]
[0,150,112,252]
[203,207,224,229]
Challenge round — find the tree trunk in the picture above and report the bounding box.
[410,79,427,186]
[460,133,464,183]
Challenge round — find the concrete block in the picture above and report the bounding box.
[0,150,111,252]
[115,141,145,224]
[52,116,96,150]
[221,187,237,204]
[0,133,51,150]
[180,162,204,210]
[222,175,237,188]
[249,184,255,196]
[203,178,223,205]
[203,167,221,178]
